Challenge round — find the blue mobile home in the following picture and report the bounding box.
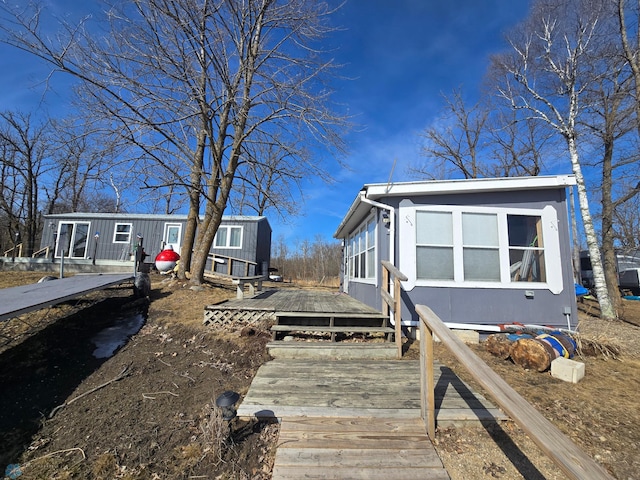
[40,213,272,276]
[334,175,579,331]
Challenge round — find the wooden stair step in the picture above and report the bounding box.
[276,311,387,319]
[272,417,449,480]
[266,341,398,360]
[271,325,394,333]
[267,341,395,348]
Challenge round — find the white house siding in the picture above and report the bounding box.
[335,177,578,330]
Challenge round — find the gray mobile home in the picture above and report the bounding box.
[40,213,272,276]
[334,175,579,331]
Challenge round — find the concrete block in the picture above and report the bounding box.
[551,357,585,383]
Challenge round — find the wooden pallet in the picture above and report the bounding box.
[272,416,450,480]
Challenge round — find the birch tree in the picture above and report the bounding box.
[491,0,617,319]
[0,0,347,283]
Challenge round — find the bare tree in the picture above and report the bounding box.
[582,54,639,310]
[491,0,617,319]
[613,185,640,251]
[0,0,347,284]
[46,117,122,214]
[232,138,307,219]
[0,111,52,255]
[487,106,556,177]
[413,90,489,179]
[617,0,640,137]
[412,89,551,179]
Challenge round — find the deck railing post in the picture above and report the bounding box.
[394,276,402,359]
[419,319,436,440]
[382,266,389,318]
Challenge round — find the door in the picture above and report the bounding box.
[56,222,90,258]
[163,223,182,253]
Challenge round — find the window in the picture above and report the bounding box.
[214,226,243,248]
[113,223,132,243]
[400,203,562,293]
[348,217,376,280]
[462,213,500,281]
[508,215,546,282]
[416,211,453,280]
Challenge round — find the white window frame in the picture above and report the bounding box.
[347,215,377,284]
[113,223,133,244]
[214,225,243,249]
[399,202,563,294]
[55,221,91,259]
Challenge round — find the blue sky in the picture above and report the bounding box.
[281,0,532,246]
[0,0,531,248]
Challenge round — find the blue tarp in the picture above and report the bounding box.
[575,283,589,297]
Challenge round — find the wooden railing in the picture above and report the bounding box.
[381,260,407,359]
[32,246,51,258]
[3,243,23,257]
[416,304,614,480]
[206,253,258,277]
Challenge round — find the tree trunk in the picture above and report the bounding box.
[568,136,617,320]
[178,130,207,279]
[570,187,582,284]
[600,134,621,312]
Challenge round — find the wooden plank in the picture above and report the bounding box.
[382,265,390,317]
[247,374,420,387]
[237,405,422,419]
[272,465,450,480]
[270,326,394,333]
[380,288,394,310]
[243,393,498,412]
[278,431,432,450]
[276,312,386,319]
[416,304,614,480]
[274,447,441,467]
[275,416,425,433]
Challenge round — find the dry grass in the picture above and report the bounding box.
[199,404,231,463]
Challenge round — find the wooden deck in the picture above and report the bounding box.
[216,290,506,478]
[207,288,383,315]
[0,273,134,322]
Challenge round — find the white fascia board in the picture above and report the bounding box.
[333,175,576,239]
[333,190,368,239]
[364,175,576,200]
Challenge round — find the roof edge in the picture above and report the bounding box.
[334,175,576,239]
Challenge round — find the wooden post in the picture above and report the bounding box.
[419,320,436,440]
[394,276,402,359]
[382,266,389,317]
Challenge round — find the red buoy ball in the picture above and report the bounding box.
[155,247,180,272]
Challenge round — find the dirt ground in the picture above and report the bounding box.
[0,272,639,479]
